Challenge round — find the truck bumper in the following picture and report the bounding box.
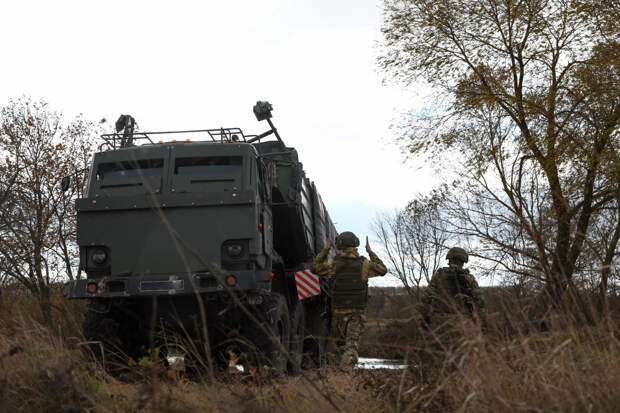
[63,270,272,299]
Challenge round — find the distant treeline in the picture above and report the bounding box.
[366,286,620,321]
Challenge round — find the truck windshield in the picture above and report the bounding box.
[174,157,242,177]
[97,159,164,181]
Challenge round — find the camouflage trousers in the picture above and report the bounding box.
[329,310,365,371]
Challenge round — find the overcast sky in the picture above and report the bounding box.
[0,0,438,285]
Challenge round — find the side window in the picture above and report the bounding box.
[97,159,164,182]
[175,157,242,177]
[172,156,243,193]
[92,158,164,196]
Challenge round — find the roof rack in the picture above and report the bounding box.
[100,102,283,151]
[100,127,258,150]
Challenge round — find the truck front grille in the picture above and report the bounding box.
[139,280,184,292]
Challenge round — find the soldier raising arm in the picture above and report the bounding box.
[311,232,387,371]
[312,234,387,280]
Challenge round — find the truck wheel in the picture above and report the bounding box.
[261,293,291,374]
[267,294,291,374]
[288,299,305,374]
[82,303,139,373]
[240,293,291,375]
[301,298,330,368]
[83,305,122,369]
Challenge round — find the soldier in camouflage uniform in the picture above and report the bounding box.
[311,232,387,371]
[419,247,485,326]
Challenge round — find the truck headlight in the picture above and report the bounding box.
[91,248,108,265]
[226,244,243,257]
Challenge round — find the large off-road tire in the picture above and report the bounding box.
[288,299,305,375]
[82,302,140,373]
[263,293,291,374]
[242,293,291,375]
[302,297,330,368]
[83,306,122,369]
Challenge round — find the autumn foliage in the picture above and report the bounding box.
[0,97,97,326]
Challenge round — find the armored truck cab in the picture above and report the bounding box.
[74,143,272,292]
[64,103,336,373]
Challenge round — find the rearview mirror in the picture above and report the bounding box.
[61,176,71,192]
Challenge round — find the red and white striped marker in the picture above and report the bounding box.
[294,269,321,300]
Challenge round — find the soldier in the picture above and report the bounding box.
[419,247,485,326]
[311,231,387,371]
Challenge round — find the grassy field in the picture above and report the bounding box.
[1,286,619,412]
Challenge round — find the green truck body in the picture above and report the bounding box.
[64,104,336,372]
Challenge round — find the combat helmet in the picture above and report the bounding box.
[335,231,360,249]
[446,247,468,263]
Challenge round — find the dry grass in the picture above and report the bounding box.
[1,286,619,412]
[402,316,620,412]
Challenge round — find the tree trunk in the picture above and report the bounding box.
[38,283,53,328]
[599,274,609,316]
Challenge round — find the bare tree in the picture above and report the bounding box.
[372,192,448,298]
[0,97,97,326]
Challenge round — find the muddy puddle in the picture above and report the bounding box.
[356,357,408,369]
[167,356,407,371]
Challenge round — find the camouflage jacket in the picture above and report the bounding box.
[311,247,387,280]
[311,247,387,313]
[420,267,485,316]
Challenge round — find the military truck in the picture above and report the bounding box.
[63,102,336,373]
